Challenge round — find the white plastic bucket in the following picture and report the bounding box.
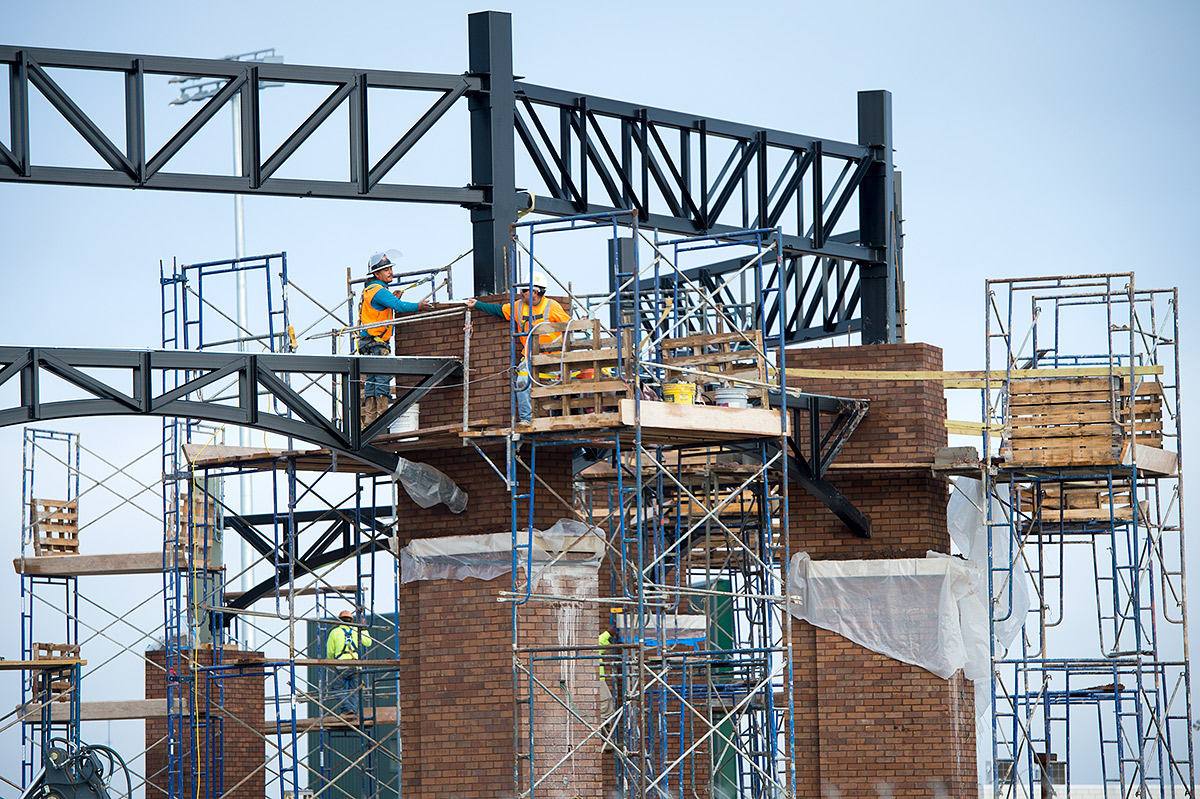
[389,402,420,436]
[713,387,749,408]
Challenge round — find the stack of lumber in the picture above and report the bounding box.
[1007,376,1163,468]
[1018,481,1142,526]
[170,492,221,568]
[32,643,81,702]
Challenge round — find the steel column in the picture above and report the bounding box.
[468,11,517,294]
[857,90,897,344]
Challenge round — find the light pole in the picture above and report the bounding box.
[171,50,283,649]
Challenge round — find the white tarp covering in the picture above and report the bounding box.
[786,551,990,684]
[398,519,604,589]
[948,476,1030,653]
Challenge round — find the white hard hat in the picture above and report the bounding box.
[367,249,403,274]
[529,272,549,291]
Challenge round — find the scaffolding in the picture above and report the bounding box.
[982,274,1193,797]
[504,213,797,798]
[18,428,83,787]
[157,251,428,799]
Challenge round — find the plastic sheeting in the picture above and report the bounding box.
[398,519,604,589]
[948,476,1030,653]
[393,457,467,514]
[786,551,990,684]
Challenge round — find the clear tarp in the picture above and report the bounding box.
[397,519,604,589]
[948,476,1030,653]
[786,551,990,685]
[393,457,468,514]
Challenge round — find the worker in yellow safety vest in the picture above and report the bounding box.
[598,622,619,750]
[327,609,373,716]
[465,272,571,424]
[358,250,433,426]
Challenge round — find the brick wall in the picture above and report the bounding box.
[516,565,603,799]
[391,434,582,798]
[784,343,976,797]
[391,445,573,539]
[812,631,976,797]
[403,575,514,798]
[144,648,266,799]
[392,294,540,430]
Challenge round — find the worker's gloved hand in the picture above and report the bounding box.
[418,300,434,311]
[464,298,477,309]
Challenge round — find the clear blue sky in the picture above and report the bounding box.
[2,0,1198,789]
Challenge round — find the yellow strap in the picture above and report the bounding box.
[946,419,1007,435]
[784,364,1162,389]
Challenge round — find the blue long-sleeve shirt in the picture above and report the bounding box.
[366,279,421,314]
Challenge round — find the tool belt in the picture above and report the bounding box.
[358,337,390,356]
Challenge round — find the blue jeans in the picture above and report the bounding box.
[330,668,361,715]
[359,340,391,400]
[515,364,532,423]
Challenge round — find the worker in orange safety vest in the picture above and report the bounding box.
[358,250,432,426]
[465,272,571,424]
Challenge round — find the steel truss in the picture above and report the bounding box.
[0,345,459,473]
[982,274,1194,797]
[2,10,899,340]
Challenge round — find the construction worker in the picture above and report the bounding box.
[598,621,619,749]
[327,609,373,716]
[358,250,433,425]
[464,272,570,424]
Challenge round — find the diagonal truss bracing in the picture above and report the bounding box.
[0,346,460,473]
[0,44,483,204]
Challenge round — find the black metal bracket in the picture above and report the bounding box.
[772,391,872,538]
[0,347,460,474]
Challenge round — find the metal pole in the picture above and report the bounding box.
[467,11,516,295]
[233,94,255,649]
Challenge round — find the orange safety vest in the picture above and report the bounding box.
[502,295,568,359]
[358,282,394,344]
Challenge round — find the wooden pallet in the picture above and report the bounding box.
[32,643,81,702]
[527,318,632,418]
[1006,376,1165,468]
[1018,482,1140,524]
[659,330,769,406]
[31,499,79,556]
[170,493,221,567]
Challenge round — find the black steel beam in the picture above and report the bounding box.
[0,347,461,474]
[784,448,873,539]
[467,11,517,294]
[856,90,897,344]
[222,539,391,620]
[2,18,899,341]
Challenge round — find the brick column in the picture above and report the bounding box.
[783,343,977,798]
[144,648,266,799]
[515,564,602,799]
